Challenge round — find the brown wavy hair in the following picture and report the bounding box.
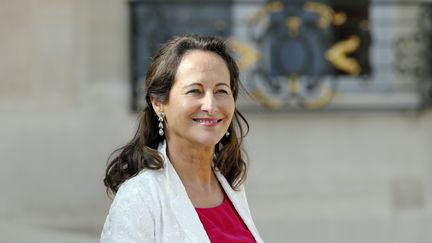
[104,35,249,195]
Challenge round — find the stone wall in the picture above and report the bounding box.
[1,1,432,242]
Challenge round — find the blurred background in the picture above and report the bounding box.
[1,0,432,242]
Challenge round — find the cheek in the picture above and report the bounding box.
[183,101,199,116]
[173,100,199,120]
[224,100,236,119]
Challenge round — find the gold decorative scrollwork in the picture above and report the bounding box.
[228,38,261,70]
[289,75,300,95]
[303,84,335,109]
[325,35,361,75]
[251,90,284,109]
[287,17,301,37]
[333,12,347,26]
[242,1,366,110]
[304,2,347,28]
[290,75,335,109]
[247,1,284,24]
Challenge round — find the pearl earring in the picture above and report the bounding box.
[225,131,230,137]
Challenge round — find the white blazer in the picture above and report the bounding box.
[100,141,264,243]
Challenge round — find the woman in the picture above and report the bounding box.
[101,35,264,243]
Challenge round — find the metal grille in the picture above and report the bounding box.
[129,0,432,111]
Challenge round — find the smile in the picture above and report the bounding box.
[192,118,222,126]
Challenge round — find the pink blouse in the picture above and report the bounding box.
[195,193,256,243]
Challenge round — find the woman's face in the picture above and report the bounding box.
[157,50,235,147]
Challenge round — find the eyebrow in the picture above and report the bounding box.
[183,82,230,89]
[216,83,230,88]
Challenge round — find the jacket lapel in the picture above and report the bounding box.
[158,141,211,243]
[215,169,264,243]
[158,141,263,243]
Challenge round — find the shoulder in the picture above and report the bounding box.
[101,169,163,242]
[113,168,164,205]
[102,170,164,230]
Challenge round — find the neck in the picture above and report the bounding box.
[166,138,216,190]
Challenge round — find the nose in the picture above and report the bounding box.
[201,92,217,115]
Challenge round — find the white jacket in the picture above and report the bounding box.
[100,141,264,243]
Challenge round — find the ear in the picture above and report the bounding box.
[150,96,164,115]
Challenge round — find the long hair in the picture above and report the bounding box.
[104,35,249,195]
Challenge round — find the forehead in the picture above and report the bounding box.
[174,50,230,84]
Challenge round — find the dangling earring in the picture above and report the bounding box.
[158,112,165,136]
[225,131,230,137]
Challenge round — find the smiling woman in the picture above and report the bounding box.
[101,35,264,243]
[154,50,235,148]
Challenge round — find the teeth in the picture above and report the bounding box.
[195,119,219,124]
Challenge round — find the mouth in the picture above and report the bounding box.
[193,118,223,126]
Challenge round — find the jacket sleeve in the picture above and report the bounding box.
[100,183,155,243]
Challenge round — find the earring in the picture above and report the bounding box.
[225,131,230,137]
[158,112,164,136]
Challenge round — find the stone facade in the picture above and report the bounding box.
[1,1,432,242]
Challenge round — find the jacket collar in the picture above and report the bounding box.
[158,140,211,243]
[158,140,263,243]
[214,169,262,242]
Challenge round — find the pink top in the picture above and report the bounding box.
[195,193,256,243]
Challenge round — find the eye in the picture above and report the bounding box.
[186,89,202,94]
[216,89,230,95]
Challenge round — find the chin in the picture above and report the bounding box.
[192,134,224,147]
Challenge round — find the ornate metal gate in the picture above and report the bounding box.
[129,0,432,111]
